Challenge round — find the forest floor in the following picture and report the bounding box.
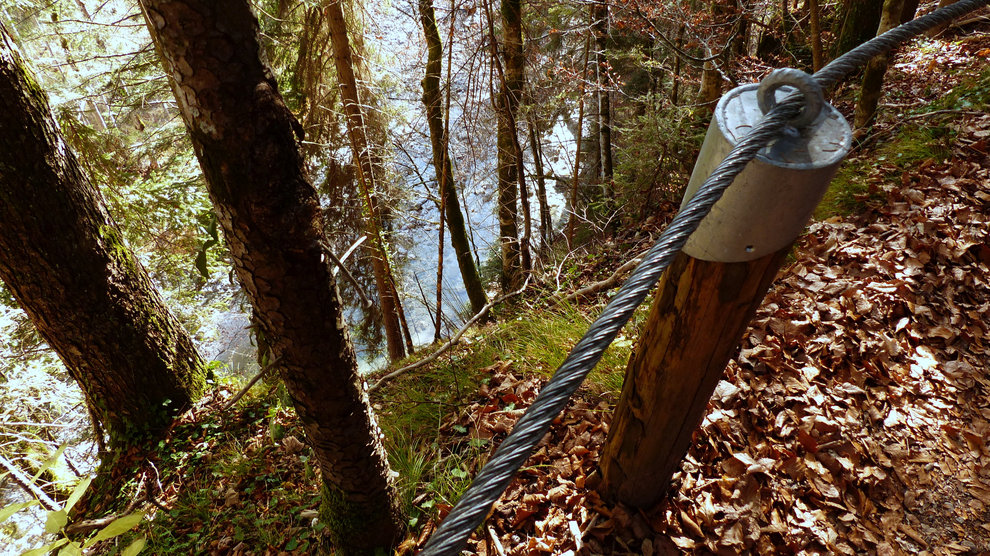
[90,23,990,556]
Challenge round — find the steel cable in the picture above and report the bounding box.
[420,1,989,553]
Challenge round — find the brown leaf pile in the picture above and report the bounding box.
[412,37,990,556]
[418,361,676,555]
[657,108,990,554]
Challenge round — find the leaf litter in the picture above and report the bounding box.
[404,29,990,556]
[79,26,990,556]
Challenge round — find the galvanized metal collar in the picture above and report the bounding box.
[680,77,851,262]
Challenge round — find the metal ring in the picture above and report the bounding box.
[757,68,825,128]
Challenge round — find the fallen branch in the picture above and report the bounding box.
[321,241,372,308]
[557,256,644,303]
[368,279,530,392]
[902,109,985,121]
[221,356,283,411]
[64,472,148,535]
[0,454,59,511]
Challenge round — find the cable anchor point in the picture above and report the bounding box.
[757,68,824,129]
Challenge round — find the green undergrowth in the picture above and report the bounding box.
[90,281,644,553]
[815,53,990,221]
[106,383,323,554]
[815,123,954,219]
[371,294,643,538]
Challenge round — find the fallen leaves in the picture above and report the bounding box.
[404,34,990,556]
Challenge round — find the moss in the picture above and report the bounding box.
[11,49,49,109]
[318,484,395,555]
[816,61,989,221]
[98,223,139,275]
[815,122,955,220]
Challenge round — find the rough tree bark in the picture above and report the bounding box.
[599,250,787,508]
[325,0,408,361]
[137,1,402,551]
[833,0,883,57]
[418,0,488,316]
[853,0,908,129]
[0,23,205,446]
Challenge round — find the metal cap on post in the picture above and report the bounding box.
[681,68,852,262]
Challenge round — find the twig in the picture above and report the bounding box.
[902,109,985,121]
[554,249,575,291]
[368,279,530,392]
[857,109,984,149]
[558,256,644,303]
[64,474,146,535]
[221,356,283,411]
[320,241,372,308]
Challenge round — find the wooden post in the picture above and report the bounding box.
[600,70,851,509]
[599,249,787,507]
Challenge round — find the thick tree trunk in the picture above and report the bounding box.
[854,0,906,129]
[833,0,883,57]
[500,0,532,275]
[138,1,402,552]
[325,0,407,361]
[733,4,749,56]
[696,60,723,112]
[496,95,522,291]
[417,0,488,316]
[0,25,205,445]
[492,0,524,291]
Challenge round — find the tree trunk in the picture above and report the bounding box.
[599,249,787,508]
[833,0,883,57]
[781,0,791,40]
[495,0,528,287]
[733,4,749,56]
[927,0,958,37]
[526,110,552,252]
[901,0,920,23]
[324,0,407,361]
[138,1,402,551]
[0,24,205,446]
[696,60,723,112]
[809,0,824,71]
[417,0,488,316]
[501,0,532,275]
[566,30,591,247]
[594,0,613,185]
[853,0,906,129]
[671,28,683,105]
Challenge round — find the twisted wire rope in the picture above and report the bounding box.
[421,1,989,553]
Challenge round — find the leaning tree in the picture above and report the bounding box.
[137,0,403,551]
[0,22,206,448]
